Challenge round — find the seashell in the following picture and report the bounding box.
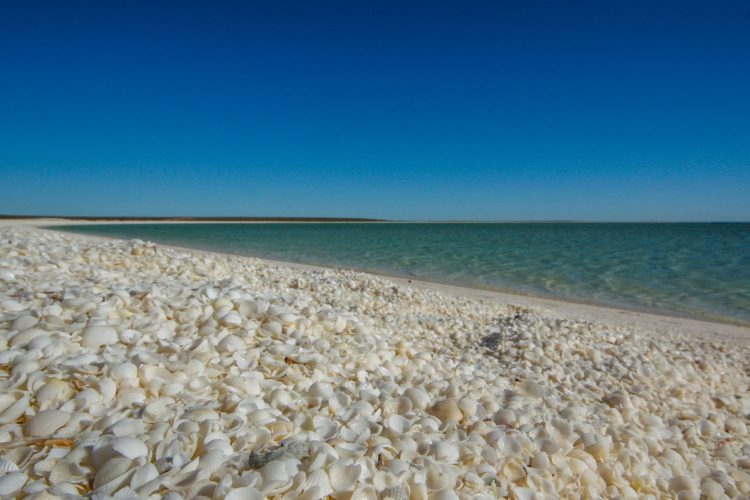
[258,459,293,495]
[384,414,412,436]
[35,379,75,409]
[403,388,430,411]
[493,409,516,427]
[352,484,378,500]
[225,487,264,500]
[313,416,340,441]
[11,314,38,330]
[81,325,119,348]
[111,418,145,437]
[304,470,333,498]
[217,334,244,353]
[0,472,27,496]
[425,464,450,491]
[0,458,20,473]
[111,437,149,459]
[427,399,463,423]
[49,460,90,485]
[197,449,227,478]
[0,392,30,424]
[335,442,367,458]
[9,328,47,347]
[24,410,71,437]
[306,381,334,399]
[93,457,133,490]
[431,490,460,500]
[329,460,361,492]
[380,485,410,500]
[432,440,459,463]
[219,311,243,327]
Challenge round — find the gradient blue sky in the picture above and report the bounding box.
[1,1,749,221]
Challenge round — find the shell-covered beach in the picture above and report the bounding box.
[1,226,750,499]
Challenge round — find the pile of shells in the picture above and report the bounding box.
[0,226,749,499]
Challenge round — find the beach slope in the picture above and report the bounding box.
[1,225,749,498]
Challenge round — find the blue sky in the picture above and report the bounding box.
[1,1,749,221]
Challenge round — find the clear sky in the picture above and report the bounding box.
[1,1,749,221]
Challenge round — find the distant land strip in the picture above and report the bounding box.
[0,215,387,222]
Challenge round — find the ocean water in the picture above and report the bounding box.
[53,223,750,325]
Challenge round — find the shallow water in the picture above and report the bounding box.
[53,223,750,324]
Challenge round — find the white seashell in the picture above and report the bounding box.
[197,449,226,477]
[424,465,450,491]
[432,440,459,463]
[351,484,378,500]
[403,387,430,411]
[335,442,367,459]
[81,325,118,348]
[49,460,90,485]
[0,472,27,496]
[385,414,412,436]
[329,460,361,492]
[9,328,47,347]
[24,410,71,437]
[35,379,75,409]
[225,487,264,500]
[431,489,460,500]
[111,437,149,459]
[258,460,293,495]
[381,486,409,500]
[119,329,141,344]
[217,334,244,353]
[313,416,340,441]
[0,392,30,424]
[0,458,20,473]
[99,377,117,404]
[220,312,243,327]
[306,381,334,399]
[93,457,133,490]
[12,314,39,330]
[303,470,333,498]
[111,362,138,382]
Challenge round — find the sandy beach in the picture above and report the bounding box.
[1,221,749,498]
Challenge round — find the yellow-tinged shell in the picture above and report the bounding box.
[427,398,463,423]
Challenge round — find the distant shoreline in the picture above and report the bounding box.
[1,215,747,224]
[0,215,386,222]
[5,217,745,334]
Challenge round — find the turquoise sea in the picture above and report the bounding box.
[53,223,750,325]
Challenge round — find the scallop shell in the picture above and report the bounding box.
[0,459,19,474]
[380,485,410,500]
[93,457,133,490]
[303,470,333,498]
[129,463,159,490]
[427,399,463,423]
